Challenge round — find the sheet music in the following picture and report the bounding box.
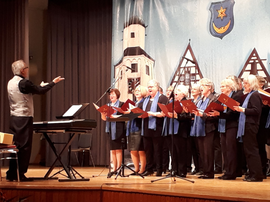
[62,104,82,117]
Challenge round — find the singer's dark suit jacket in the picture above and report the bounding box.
[176,97,193,138]
[219,90,243,129]
[200,93,219,134]
[139,94,169,137]
[244,91,262,125]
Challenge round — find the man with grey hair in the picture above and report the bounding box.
[139,79,168,176]
[6,59,64,181]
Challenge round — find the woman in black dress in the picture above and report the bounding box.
[100,88,126,178]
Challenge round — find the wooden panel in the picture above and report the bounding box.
[101,191,223,202]
[1,166,270,202]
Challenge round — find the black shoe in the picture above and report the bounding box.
[222,175,236,180]
[197,171,204,175]
[214,169,223,174]
[6,175,17,181]
[245,177,263,182]
[6,173,33,182]
[177,173,186,178]
[218,175,226,179]
[142,170,154,176]
[129,172,138,176]
[244,171,249,176]
[169,170,177,177]
[6,171,18,181]
[19,175,34,182]
[156,170,162,176]
[190,170,197,175]
[244,174,250,180]
[107,171,116,178]
[162,169,167,174]
[236,172,242,177]
[199,174,214,179]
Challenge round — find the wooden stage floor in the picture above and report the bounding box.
[0,166,270,202]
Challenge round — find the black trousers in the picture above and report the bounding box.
[189,136,202,171]
[197,131,215,176]
[162,136,170,171]
[143,136,163,172]
[243,124,263,179]
[220,127,238,177]
[186,136,192,171]
[256,127,268,175]
[236,141,246,176]
[214,131,222,171]
[171,135,187,175]
[7,116,33,177]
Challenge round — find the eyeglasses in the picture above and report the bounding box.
[200,84,210,87]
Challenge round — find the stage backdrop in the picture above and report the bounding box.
[112,0,270,100]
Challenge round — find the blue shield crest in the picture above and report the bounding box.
[209,0,235,39]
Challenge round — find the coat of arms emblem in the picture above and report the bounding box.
[209,0,235,39]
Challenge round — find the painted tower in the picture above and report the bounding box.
[115,17,154,101]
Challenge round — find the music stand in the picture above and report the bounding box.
[107,113,144,179]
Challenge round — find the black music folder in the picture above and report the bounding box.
[106,112,143,122]
[56,103,89,119]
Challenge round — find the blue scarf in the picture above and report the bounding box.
[218,91,233,133]
[237,91,255,142]
[141,91,160,135]
[126,98,144,136]
[105,99,119,140]
[190,97,210,137]
[162,100,180,136]
[169,117,179,135]
[265,110,270,128]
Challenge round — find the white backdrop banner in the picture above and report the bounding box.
[112,0,270,99]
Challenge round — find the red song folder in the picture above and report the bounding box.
[218,93,240,111]
[166,101,183,113]
[180,100,197,112]
[131,107,148,118]
[93,103,116,116]
[258,89,270,102]
[121,99,135,111]
[204,102,225,113]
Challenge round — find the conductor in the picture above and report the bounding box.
[6,60,64,181]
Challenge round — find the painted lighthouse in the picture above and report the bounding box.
[114,17,154,101]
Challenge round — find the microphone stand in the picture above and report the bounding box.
[151,60,194,184]
[95,77,120,104]
[94,76,119,177]
[96,65,130,104]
